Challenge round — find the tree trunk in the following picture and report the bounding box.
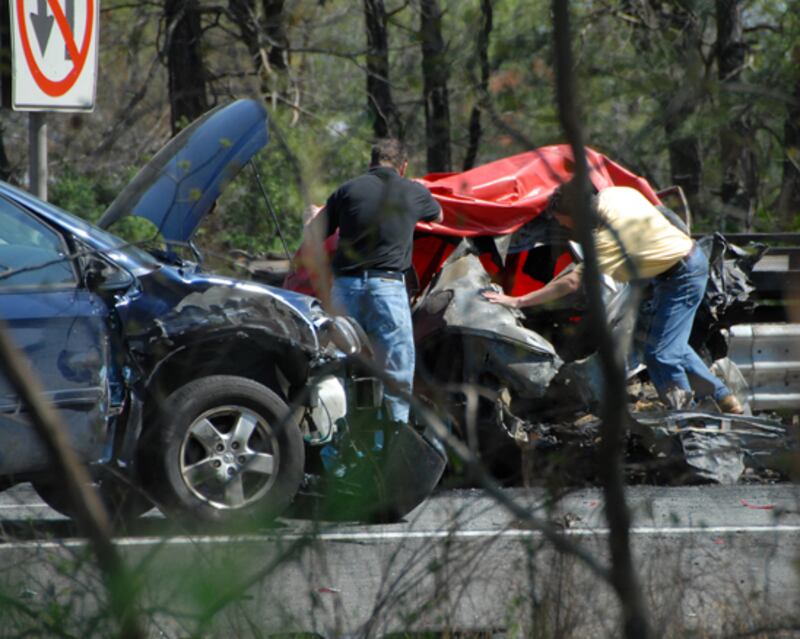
[263,0,288,71]
[229,0,289,103]
[463,0,492,171]
[778,43,800,228]
[716,0,756,229]
[624,1,704,210]
[664,106,702,202]
[229,0,259,67]
[420,0,451,172]
[364,0,399,139]
[662,5,703,207]
[164,0,209,134]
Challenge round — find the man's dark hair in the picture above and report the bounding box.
[371,138,407,169]
[546,177,579,215]
[545,177,600,227]
[547,177,599,212]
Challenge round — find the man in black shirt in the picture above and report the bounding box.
[321,139,442,423]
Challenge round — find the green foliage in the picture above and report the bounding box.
[48,167,116,224]
[197,109,373,260]
[36,0,800,248]
[49,167,160,244]
[203,128,306,258]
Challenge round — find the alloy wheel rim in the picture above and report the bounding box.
[179,405,279,510]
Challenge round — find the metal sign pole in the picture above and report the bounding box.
[28,112,47,201]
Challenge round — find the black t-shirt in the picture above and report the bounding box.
[326,166,441,274]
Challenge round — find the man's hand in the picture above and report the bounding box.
[303,204,323,225]
[481,289,519,308]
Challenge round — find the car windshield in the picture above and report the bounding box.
[0,182,162,271]
[69,214,162,266]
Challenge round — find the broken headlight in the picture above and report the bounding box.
[317,315,371,357]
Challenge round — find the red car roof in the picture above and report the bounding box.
[415,144,661,237]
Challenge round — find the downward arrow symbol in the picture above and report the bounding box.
[30,0,54,56]
[64,0,74,60]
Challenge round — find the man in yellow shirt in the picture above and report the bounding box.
[483,182,744,414]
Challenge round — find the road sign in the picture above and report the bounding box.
[9,0,99,111]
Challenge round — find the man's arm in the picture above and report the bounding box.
[302,206,329,247]
[481,269,582,309]
[413,182,443,223]
[303,191,340,244]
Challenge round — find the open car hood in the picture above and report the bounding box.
[98,99,269,242]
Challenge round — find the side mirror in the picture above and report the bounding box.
[83,255,133,292]
[84,257,106,290]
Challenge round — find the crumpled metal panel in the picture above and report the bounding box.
[510,410,794,485]
[698,234,759,322]
[636,410,795,484]
[416,145,661,238]
[676,429,745,484]
[413,248,562,397]
[141,283,319,354]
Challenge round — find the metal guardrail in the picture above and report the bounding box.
[706,232,800,244]
[728,323,800,410]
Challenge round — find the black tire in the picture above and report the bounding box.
[33,473,153,530]
[146,375,304,527]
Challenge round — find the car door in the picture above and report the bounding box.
[0,196,113,476]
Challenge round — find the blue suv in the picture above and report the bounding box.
[0,100,445,527]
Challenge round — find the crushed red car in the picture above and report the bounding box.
[287,145,661,297]
[284,146,797,485]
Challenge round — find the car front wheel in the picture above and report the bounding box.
[147,375,304,527]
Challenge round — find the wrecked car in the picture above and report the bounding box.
[0,99,445,527]
[286,147,798,485]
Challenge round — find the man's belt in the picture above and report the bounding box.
[336,268,405,282]
[657,242,698,280]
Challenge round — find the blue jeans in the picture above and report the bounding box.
[333,274,414,422]
[644,244,731,402]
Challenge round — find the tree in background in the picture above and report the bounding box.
[163,0,209,134]
[716,0,757,229]
[778,4,800,227]
[621,1,705,209]
[462,0,493,171]
[0,124,17,183]
[228,0,292,107]
[364,0,400,139]
[25,0,800,249]
[229,0,262,81]
[419,0,451,172]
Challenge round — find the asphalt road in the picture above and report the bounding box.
[0,483,798,637]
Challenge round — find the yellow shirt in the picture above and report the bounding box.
[589,186,693,282]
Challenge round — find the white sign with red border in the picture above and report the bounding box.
[9,0,99,111]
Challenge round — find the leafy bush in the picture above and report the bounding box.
[49,167,158,243]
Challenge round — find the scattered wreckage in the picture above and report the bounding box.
[411,240,796,485]
[288,148,799,486]
[0,99,445,528]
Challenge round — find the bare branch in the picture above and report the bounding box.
[552,2,651,637]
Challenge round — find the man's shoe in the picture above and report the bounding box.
[718,394,744,415]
